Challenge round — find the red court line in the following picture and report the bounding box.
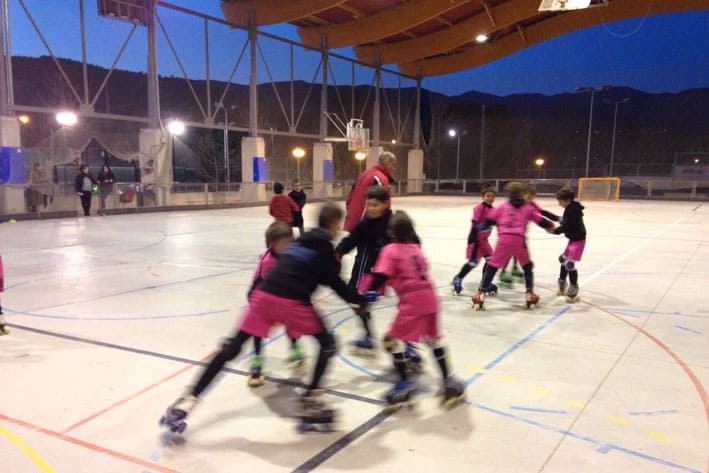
[587,300,709,473]
[0,413,181,473]
[61,350,216,434]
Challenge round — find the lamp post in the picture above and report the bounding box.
[355,151,367,173]
[448,128,461,181]
[54,111,78,165]
[292,146,305,179]
[577,86,610,177]
[479,104,485,180]
[167,119,185,182]
[605,97,629,176]
[215,103,235,183]
[535,157,545,179]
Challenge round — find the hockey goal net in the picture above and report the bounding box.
[577,177,620,201]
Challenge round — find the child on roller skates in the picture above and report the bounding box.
[451,187,497,295]
[246,221,300,387]
[471,181,555,310]
[541,188,586,302]
[499,184,542,287]
[160,202,369,433]
[335,186,421,367]
[364,210,466,409]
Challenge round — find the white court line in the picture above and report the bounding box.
[581,212,695,288]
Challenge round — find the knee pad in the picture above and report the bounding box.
[558,254,567,264]
[466,258,479,269]
[563,259,576,272]
[523,262,534,272]
[423,336,444,351]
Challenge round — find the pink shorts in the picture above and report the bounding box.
[239,290,324,339]
[466,240,493,261]
[488,236,530,269]
[564,240,586,262]
[387,312,439,343]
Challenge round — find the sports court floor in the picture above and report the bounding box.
[1,195,707,473]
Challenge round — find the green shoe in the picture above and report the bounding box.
[288,343,304,363]
[499,270,513,284]
[511,266,524,278]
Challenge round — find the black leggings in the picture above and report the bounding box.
[190,328,337,397]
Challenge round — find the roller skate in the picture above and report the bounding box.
[288,342,306,369]
[296,390,336,433]
[556,278,567,296]
[0,324,8,336]
[483,283,498,296]
[511,266,524,281]
[499,270,513,288]
[351,335,376,357]
[525,291,540,309]
[247,356,264,387]
[451,276,463,295]
[471,290,485,310]
[405,343,424,375]
[385,379,417,410]
[566,284,580,303]
[159,394,199,434]
[441,376,466,409]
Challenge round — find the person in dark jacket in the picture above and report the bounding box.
[74,164,95,216]
[160,202,368,433]
[288,179,307,236]
[542,188,587,302]
[97,164,116,215]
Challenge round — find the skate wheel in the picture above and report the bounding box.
[247,376,264,387]
[441,395,464,409]
[349,347,377,358]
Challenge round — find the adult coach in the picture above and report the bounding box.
[344,151,397,232]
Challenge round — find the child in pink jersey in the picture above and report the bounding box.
[160,202,368,432]
[364,210,465,408]
[451,187,497,295]
[246,221,300,387]
[472,182,555,310]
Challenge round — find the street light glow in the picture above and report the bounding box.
[17,115,30,125]
[355,151,367,161]
[292,147,306,159]
[56,111,78,127]
[167,119,185,136]
[448,129,457,137]
[475,34,488,43]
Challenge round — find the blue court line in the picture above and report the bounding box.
[628,410,679,416]
[464,305,572,386]
[675,325,703,335]
[509,406,567,414]
[470,401,701,473]
[608,308,709,319]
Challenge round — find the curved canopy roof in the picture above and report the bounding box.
[220,0,706,78]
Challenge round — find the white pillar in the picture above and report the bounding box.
[139,128,169,205]
[312,142,333,199]
[241,136,266,202]
[407,149,424,193]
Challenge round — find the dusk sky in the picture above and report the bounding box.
[8,1,709,97]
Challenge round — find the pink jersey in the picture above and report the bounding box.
[471,201,494,242]
[252,248,277,283]
[488,200,545,238]
[372,243,439,317]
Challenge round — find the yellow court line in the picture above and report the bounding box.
[0,423,56,473]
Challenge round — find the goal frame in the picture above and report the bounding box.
[577,177,621,201]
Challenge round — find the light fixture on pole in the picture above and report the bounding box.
[215,102,235,183]
[355,151,367,173]
[167,119,185,182]
[53,111,78,164]
[604,97,629,176]
[292,146,305,179]
[535,157,545,178]
[448,128,461,181]
[576,85,610,177]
